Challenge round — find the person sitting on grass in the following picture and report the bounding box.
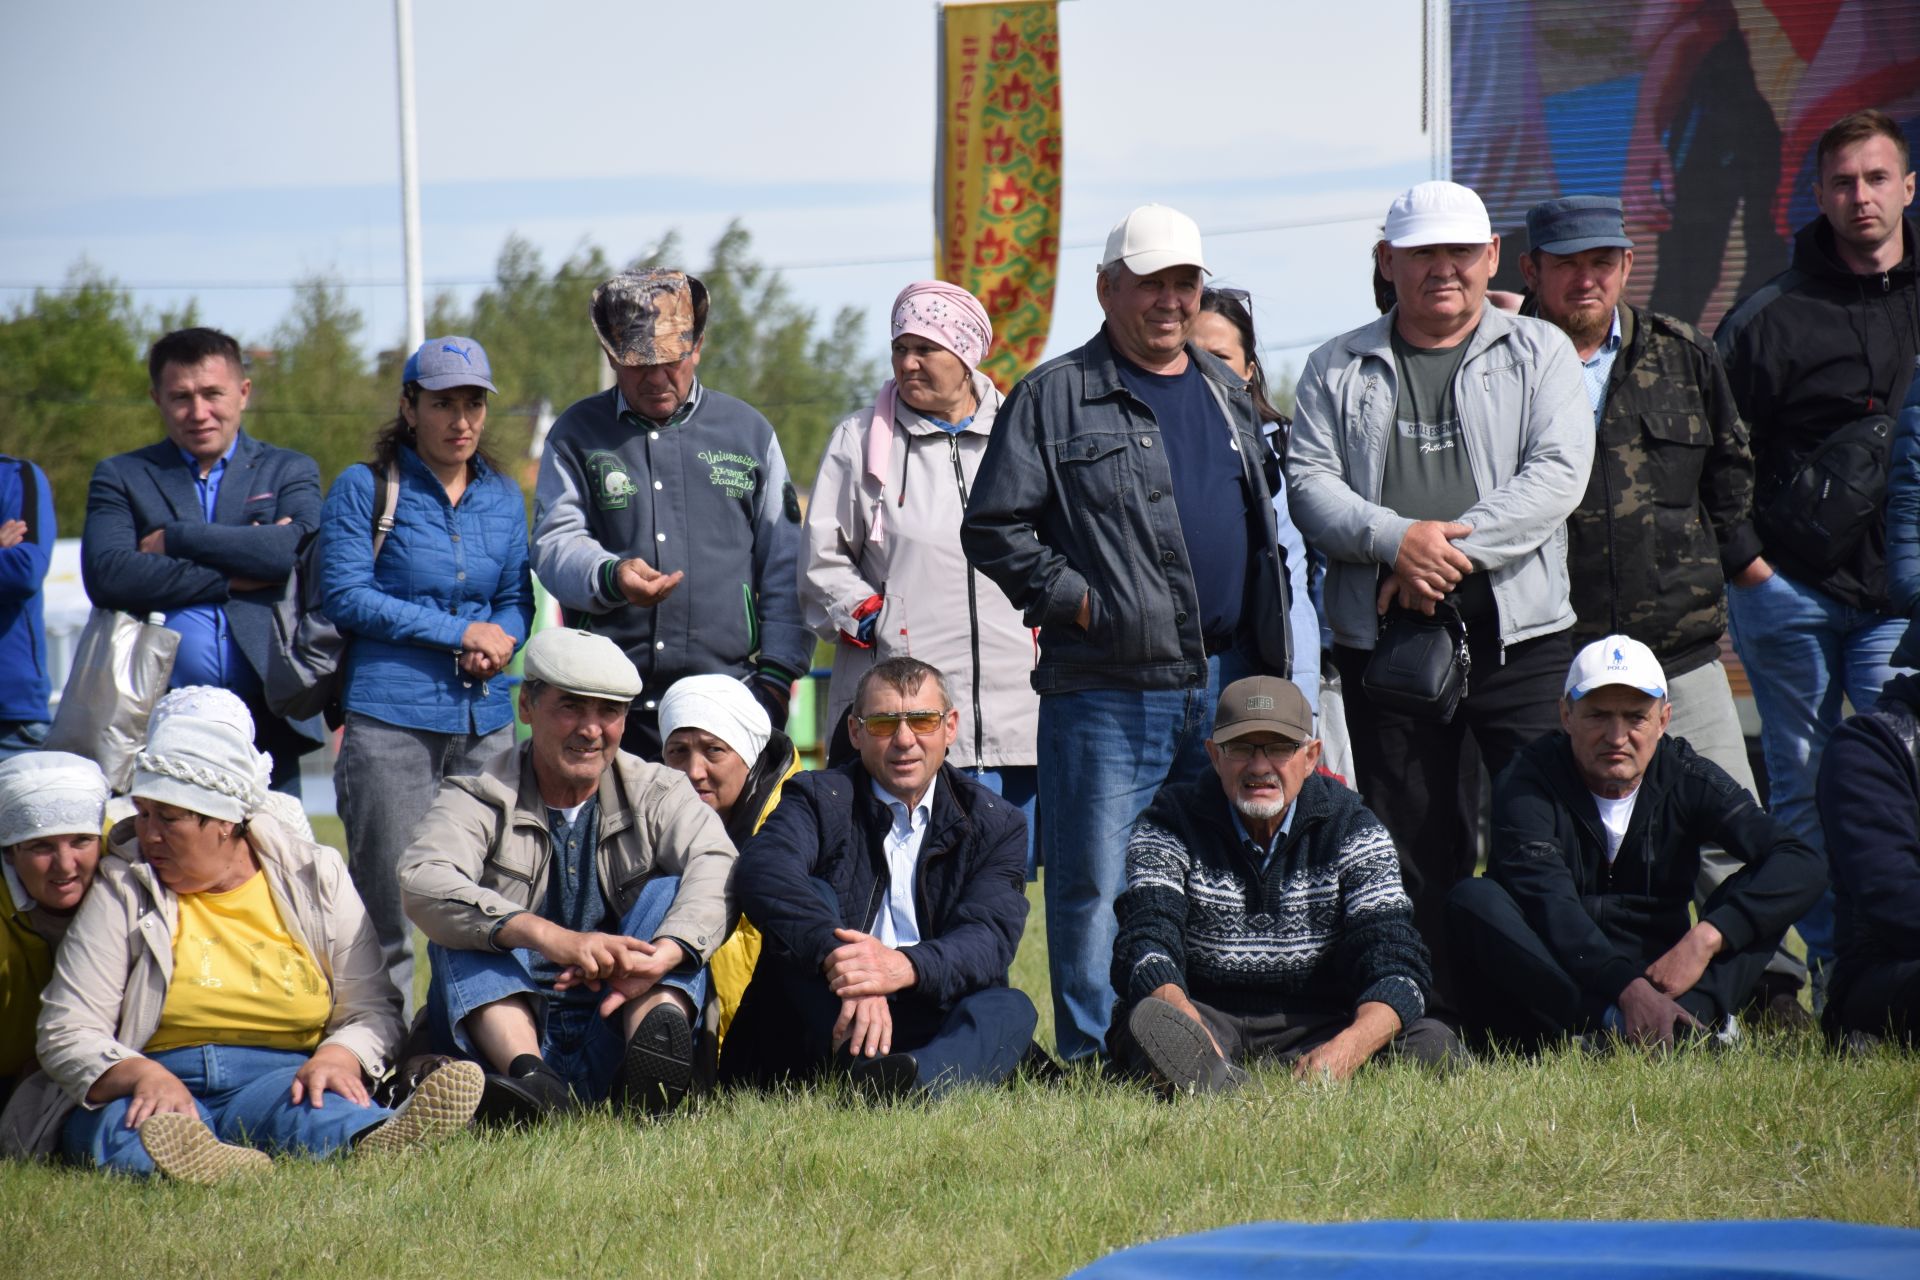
[1448,636,1826,1051]
[10,688,479,1182]
[657,674,800,1043]
[1111,676,1459,1095]
[398,628,737,1122]
[719,656,1037,1099]
[0,753,110,1109]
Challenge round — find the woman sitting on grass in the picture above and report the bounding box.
[19,688,482,1182]
[0,753,110,1108]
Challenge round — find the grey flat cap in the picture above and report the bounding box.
[522,628,642,701]
[1526,196,1634,256]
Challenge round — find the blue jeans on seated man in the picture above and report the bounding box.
[1038,648,1254,1063]
[423,875,708,1103]
[63,1044,393,1174]
[1727,568,1906,980]
[717,878,1038,1097]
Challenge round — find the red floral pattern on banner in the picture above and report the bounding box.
[938,2,1062,393]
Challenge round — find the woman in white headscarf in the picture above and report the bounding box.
[801,281,1041,872]
[0,752,109,1103]
[11,687,481,1182]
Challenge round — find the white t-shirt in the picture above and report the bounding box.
[1592,788,1639,863]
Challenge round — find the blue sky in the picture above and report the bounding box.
[0,0,1436,381]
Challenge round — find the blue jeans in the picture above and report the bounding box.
[1728,569,1907,970]
[1037,650,1251,1061]
[0,719,48,761]
[969,765,1040,880]
[63,1044,392,1174]
[424,875,709,1102]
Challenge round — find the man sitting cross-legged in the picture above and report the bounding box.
[1111,675,1461,1095]
[397,628,737,1121]
[1449,636,1826,1050]
[719,656,1037,1099]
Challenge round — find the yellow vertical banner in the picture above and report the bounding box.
[936,1,1062,393]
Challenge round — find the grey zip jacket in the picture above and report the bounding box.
[1286,305,1593,651]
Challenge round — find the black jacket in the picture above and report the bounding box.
[960,328,1292,694]
[1544,303,1759,675]
[1716,215,1920,609]
[1817,673,1920,1012]
[734,760,1028,1008]
[1489,732,1825,1006]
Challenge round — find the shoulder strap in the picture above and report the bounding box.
[370,462,401,559]
[13,458,42,543]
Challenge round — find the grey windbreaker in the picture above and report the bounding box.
[1286,305,1593,651]
[802,373,1039,768]
[531,382,813,715]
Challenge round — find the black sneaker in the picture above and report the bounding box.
[611,1004,695,1118]
[849,1052,921,1102]
[1126,997,1243,1096]
[475,1054,577,1128]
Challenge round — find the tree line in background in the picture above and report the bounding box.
[0,221,882,535]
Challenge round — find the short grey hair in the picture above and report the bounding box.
[853,657,954,715]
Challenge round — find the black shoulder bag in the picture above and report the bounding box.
[1361,598,1471,723]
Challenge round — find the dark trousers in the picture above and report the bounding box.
[1110,994,1461,1072]
[1828,957,1920,1046]
[1334,627,1571,1007]
[1447,877,1776,1045]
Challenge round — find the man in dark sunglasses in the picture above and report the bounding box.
[1110,675,1461,1094]
[721,656,1039,1098]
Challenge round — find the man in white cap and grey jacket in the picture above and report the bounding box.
[398,628,738,1121]
[1286,180,1593,1008]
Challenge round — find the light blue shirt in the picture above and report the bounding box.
[1581,310,1624,425]
[166,437,254,696]
[868,773,936,947]
[1229,797,1299,873]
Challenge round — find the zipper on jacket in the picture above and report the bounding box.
[1454,353,1510,666]
[946,434,986,762]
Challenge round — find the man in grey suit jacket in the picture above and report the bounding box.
[80,327,323,787]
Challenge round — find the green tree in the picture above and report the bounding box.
[244,277,386,493]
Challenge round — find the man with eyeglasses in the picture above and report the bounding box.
[720,656,1038,1099]
[1110,675,1460,1094]
[532,268,811,757]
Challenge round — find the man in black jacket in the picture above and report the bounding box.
[720,657,1036,1098]
[1715,110,1920,1001]
[1817,663,1920,1047]
[1111,676,1459,1095]
[1450,637,1825,1049]
[960,204,1299,1063]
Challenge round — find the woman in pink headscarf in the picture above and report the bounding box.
[800,281,1041,872]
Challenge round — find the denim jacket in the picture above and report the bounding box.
[959,329,1294,695]
[318,449,532,735]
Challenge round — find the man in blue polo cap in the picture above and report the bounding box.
[1517,195,1808,1025]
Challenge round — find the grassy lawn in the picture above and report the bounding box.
[4,819,1913,1277]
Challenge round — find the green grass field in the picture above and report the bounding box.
[4,815,1914,1277]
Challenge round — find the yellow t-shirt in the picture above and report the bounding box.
[146,871,331,1054]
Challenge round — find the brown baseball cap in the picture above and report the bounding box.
[590,269,708,366]
[1212,675,1313,744]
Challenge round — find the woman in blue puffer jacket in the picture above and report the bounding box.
[1885,357,1920,668]
[319,336,532,1015]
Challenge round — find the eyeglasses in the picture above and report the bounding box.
[855,709,948,737]
[1217,739,1302,764]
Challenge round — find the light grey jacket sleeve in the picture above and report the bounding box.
[638,771,740,964]
[1286,341,1418,566]
[35,862,147,1108]
[1450,330,1594,571]
[299,830,405,1076]
[398,781,525,951]
[532,441,622,614]
[801,413,881,638]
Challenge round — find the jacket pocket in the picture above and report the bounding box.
[1054,432,1134,513]
[1640,412,1709,508]
[480,833,540,894]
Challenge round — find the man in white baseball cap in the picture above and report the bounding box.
[1284,179,1592,1008]
[962,202,1308,1062]
[1447,634,1824,1052]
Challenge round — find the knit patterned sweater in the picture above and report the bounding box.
[1111,769,1431,1030]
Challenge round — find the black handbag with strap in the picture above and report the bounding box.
[1361,598,1471,723]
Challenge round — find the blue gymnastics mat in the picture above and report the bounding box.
[1070,1219,1919,1278]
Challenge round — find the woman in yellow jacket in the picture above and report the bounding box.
[658,675,800,1041]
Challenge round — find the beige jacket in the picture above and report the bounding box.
[397,742,737,962]
[802,372,1039,767]
[2,813,402,1158]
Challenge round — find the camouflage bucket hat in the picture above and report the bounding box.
[590,269,705,366]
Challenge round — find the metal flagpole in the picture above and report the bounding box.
[395,0,425,351]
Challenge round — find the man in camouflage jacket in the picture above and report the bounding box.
[1520,197,1805,1020]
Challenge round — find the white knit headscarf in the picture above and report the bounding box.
[658,675,772,766]
[0,752,110,848]
[129,687,272,825]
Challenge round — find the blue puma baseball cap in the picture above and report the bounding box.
[403,335,497,392]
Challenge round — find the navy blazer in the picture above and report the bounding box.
[81,430,323,745]
[736,760,1029,1008]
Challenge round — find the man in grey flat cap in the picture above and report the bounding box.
[398,628,738,1121]
[1518,196,1805,1025]
[531,269,810,757]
